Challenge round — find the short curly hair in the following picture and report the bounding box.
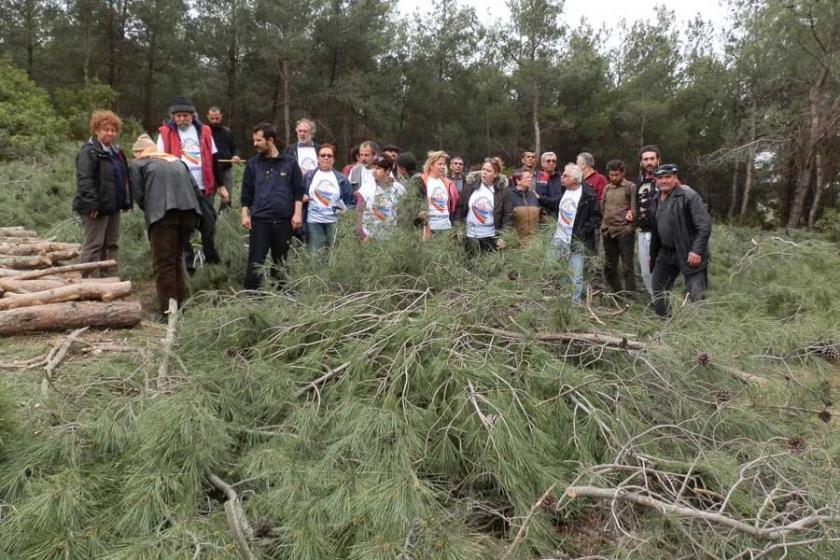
[89,110,123,134]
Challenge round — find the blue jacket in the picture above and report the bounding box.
[241,152,304,220]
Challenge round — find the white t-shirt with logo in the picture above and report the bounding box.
[426,177,451,230]
[307,170,342,224]
[156,125,218,192]
[466,184,496,239]
[296,145,317,175]
[553,187,582,246]
[361,181,407,239]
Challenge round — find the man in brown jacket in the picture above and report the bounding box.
[601,159,637,295]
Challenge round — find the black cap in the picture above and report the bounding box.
[382,144,401,154]
[653,164,679,177]
[169,96,196,114]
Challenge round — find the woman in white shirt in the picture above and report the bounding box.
[417,151,459,239]
[456,157,513,254]
[354,155,407,241]
[302,143,354,253]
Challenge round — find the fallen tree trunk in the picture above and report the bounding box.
[0,242,80,255]
[0,227,38,237]
[479,326,647,351]
[0,249,79,269]
[0,276,121,295]
[0,300,142,335]
[11,260,117,281]
[0,281,132,310]
[0,237,47,244]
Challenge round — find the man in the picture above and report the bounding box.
[348,140,378,194]
[382,144,401,161]
[601,160,637,295]
[511,150,538,188]
[156,96,227,270]
[538,164,602,304]
[649,164,711,318]
[241,123,304,290]
[396,151,421,190]
[629,145,661,295]
[536,151,562,218]
[129,133,201,320]
[206,106,240,212]
[447,155,466,194]
[285,118,319,175]
[576,152,607,202]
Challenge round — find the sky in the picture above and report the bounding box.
[398,0,729,41]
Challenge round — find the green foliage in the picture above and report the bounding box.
[0,57,66,159]
[53,82,119,140]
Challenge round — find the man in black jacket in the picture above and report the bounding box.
[538,164,602,304]
[207,107,240,211]
[241,122,304,290]
[649,164,712,317]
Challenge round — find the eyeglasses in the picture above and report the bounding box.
[544,159,557,163]
[318,154,334,158]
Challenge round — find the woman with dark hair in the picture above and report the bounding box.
[354,155,406,241]
[456,157,513,253]
[73,110,132,276]
[303,143,354,253]
[508,169,541,242]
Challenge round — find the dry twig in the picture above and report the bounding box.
[206,470,255,560]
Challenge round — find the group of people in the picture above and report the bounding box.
[74,97,712,320]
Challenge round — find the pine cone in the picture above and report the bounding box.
[696,352,711,366]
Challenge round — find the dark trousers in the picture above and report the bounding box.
[651,248,707,317]
[244,219,293,290]
[185,193,219,271]
[150,210,196,315]
[80,212,120,277]
[465,236,496,255]
[603,231,636,294]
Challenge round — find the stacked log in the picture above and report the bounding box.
[0,227,142,334]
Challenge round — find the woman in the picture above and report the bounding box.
[72,110,132,276]
[303,143,354,252]
[355,155,406,241]
[456,157,513,253]
[417,151,458,238]
[508,169,541,242]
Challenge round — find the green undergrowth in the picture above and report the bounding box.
[1,148,840,558]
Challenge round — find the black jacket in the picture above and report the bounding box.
[455,178,514,232]
[241,152,304,221]
[649,184,712,275]
[539,183,602,251]
[210,124,237,168]
[73,139,132,216]
[130,157,202,230]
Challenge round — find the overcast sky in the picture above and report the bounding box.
[398,0,729,41]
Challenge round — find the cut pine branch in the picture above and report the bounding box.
[479,326,647,351]
[0,249,79,270]
[0,300,141,335]
[0,281,132,310]
[206,470,255,560]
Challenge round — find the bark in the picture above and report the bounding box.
[0,301,142,335]
[0,281,132,310]
[0,277,120,295]
[0,227,38,237]
[727,163,739,223]
[0,237,44,244]
[531,77,541,156]
[807,151,828,228]
[226,0,239,120]
[739,100,757,220]
[11,260,117,281]
[0,242,80,255]
[0,249,79,269]
[283,58,291,146]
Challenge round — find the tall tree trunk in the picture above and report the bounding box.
[786,64,830,228]
[225,0,238,120]
[531,77,540,155]
[727,163,739,223]
[270,59,281,125]
[282,58,291,146]
[807,151,827,228]
[143,29,158,131]
[739,101,757,221]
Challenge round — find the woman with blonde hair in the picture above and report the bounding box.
[73,110,132,276]
[417,150,459,238]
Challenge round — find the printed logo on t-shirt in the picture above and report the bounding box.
[560,197,577,225]
[430,186,447,212]
[471,196,493,224]
[181,137,201,168]
[313,179,338,207]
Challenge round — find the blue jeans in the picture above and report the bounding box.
[307,222,336,253]
[548,241,585,304]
